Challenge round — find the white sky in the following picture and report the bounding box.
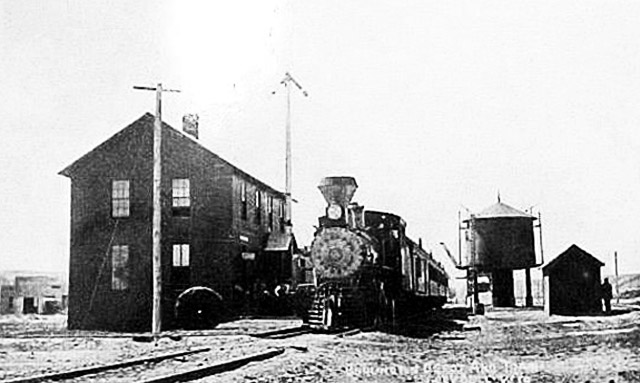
[1,1,639,279]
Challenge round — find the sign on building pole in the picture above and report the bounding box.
[133,83,180,340]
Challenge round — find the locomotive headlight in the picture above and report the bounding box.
[327,204,342,220]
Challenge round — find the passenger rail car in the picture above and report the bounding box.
[306,177,449,331]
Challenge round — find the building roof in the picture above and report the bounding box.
[542,244,605,275]
[59,113,286,197]
[473,201,535,219]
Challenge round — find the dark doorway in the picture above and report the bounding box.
[23,297,37,314]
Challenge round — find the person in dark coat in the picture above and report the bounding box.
[601,278,613,313]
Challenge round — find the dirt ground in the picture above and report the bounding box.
[1,301,639,383]
[206,304,640,383]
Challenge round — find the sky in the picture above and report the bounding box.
[1,0,640,280]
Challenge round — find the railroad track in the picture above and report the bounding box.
[3,346,284,383]
[139,348,284,383]
[250,325,313,339]
[251,325,363,340]
[5,324,363,383]
[333,328,362,337]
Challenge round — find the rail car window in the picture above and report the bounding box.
[172,244,190,267]
[416,258,426,293]
[240,182,247,220]
[172,179,190,216]
[428,265,447,295]
[278,201,285,232]
[112,180,130,218]
[254,190,262,225]
[111,245,129,290]
[401,246,413,290]
[268,195,274,232]
[424,260,429,293]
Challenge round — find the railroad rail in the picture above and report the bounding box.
[3,347,284,383]
[334,328,362,337]
[250,325,312,339]
[251,325,364,340]
[139,348,284,383]
[2,347,210,383]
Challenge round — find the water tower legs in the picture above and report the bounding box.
[525,268,533,307]
[492,270,515,307]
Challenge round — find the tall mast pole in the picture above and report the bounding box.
[276,72,308,226]
[285,79,292,224]
[134,83,180,340]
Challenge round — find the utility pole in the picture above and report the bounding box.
[537,211,545,308]
[133,83,180,340]
[457,210,462,266]
[615,251,620,303]
[274,72,308,226]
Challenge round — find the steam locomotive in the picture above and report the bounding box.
[305,177,449,330]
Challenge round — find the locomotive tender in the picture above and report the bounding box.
[306,176,449,330]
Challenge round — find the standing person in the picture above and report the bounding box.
[601,278,613,313]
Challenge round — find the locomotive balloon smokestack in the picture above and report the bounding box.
[318,177,358,207]
[318,177,358,227]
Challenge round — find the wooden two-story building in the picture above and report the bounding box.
[59,113,296,331]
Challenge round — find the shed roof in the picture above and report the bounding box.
[473,201,535,219]
[542,244,605,275]
[59,113,286,197]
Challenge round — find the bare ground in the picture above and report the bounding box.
[1,302,639,382]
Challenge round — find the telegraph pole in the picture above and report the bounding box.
[133,83,180,340]
[615,251,619,303]
[275,73,308,225]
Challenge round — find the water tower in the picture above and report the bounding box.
[460,198,542,308]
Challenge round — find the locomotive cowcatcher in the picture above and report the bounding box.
[304,176,449,331]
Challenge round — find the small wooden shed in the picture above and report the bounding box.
[542,245,604,315]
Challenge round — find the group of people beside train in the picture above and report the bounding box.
[231,277,316,318]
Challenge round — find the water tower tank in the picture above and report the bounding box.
[464,201,537,271]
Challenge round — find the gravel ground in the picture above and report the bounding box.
[0,315,300,381]
[202,304,640,383]
[1,304,640,383]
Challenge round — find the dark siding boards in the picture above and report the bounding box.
[543,245,604,316]
[67,124,154,331]
[547,265,602,315]
[61,114,287,331]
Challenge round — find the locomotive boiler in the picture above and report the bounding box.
[306,176,449,331]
